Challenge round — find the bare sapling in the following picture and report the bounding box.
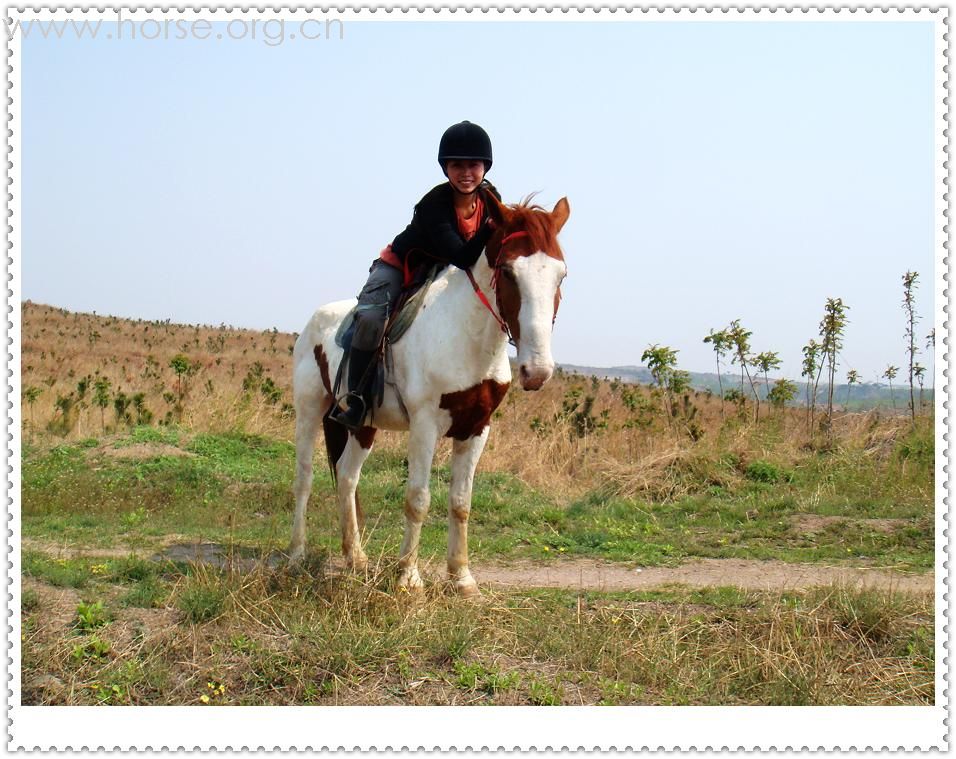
[901,271,920,423]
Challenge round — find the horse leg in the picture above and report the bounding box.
[336,434,374,571]
[397,420,440,591]
[289,387,325,564]
[447,429,489,597]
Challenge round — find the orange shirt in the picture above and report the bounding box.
[456,196,484,241]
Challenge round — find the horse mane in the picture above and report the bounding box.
[504,194,563,258]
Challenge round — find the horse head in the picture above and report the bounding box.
[483,192,569,390]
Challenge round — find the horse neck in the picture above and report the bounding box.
[437,252,509,358]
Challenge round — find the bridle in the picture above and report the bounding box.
[465,229,529,347]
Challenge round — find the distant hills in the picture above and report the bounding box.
[558,363,933,411]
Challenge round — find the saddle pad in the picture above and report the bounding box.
[333,264,439,350]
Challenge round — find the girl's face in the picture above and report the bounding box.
[446,160,486,194]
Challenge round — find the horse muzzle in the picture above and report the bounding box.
[519,362,554,391]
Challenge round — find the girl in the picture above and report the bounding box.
[330,121,502,431]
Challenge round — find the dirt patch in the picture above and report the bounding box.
[474,558,932,594]
[790,513,907,535]
[20,539,933,594]
[93,442,193,460]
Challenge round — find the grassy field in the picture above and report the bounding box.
[22,554,934,706]
[18,302,937,705]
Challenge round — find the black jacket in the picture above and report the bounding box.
[390,180,501,272]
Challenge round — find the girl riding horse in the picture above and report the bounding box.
[329,120,502,431]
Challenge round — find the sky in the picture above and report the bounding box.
[21,16,938,384]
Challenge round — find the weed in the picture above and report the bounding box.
[745,460,792,484]
[109,555,157,583]
[71,634,111,661]
[121,577,167,609]
[21,588,40,612]
[75,600,110,631]
[177,581,227,624]
[528,678,563,705]
[453,661,521,696]
[23,552,90,589]
[814,585,900,643]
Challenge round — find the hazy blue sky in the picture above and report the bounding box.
[22,18,937,383]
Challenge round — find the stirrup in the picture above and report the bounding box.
[330,392,368,431]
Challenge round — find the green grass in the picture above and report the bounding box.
[21,427,934,570]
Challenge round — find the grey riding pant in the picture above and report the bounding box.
[352,259,404,351]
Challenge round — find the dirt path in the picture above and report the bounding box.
[22,537,933,594]
[476,558,933,594]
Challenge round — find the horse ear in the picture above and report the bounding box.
[551,197,570,234]
[483,189,509,225]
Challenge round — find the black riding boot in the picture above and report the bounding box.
[329,347,376,432]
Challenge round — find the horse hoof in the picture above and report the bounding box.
[456,581,481,599]
[397,568,424,593]
[451,572,480,598]
[347,557,369,574]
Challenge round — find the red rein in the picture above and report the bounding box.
[466,230,529,343]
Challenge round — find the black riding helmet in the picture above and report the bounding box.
[438,121,493,176]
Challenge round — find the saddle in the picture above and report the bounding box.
[331,264,440,422]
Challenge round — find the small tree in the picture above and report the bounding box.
[641,344,680,427]
[913,363,926,414]
[753,351,782,410]
[902,271,920,423]
[93,376,111,431]
[727,320,760,422]
[703,328,732,419]
[801,340,820,433]
[845,369,859,410]
[819,297,849,439]
[113,391,133,428]
[767,378,798,410]
[23,386,42,431]
[169,354,197,401]
[883,365,899,411]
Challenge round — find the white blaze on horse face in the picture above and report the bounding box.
[512,251,565,391]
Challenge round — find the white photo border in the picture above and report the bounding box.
[5,5,948,751]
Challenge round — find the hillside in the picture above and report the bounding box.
[560,364,930,412]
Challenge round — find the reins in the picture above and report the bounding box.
[465,230,528,346]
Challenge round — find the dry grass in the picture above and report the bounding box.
[21,553,934,706]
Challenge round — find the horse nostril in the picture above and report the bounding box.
[520,365,530,382]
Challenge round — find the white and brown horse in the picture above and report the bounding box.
[289,193,569,595]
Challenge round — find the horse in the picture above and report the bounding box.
[289,191,569,596]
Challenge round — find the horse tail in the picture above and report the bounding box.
[322,409,346,486]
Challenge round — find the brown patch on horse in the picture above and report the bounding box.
[496,274,521,342]
[315,344,346,483]
[352,426,376,450]
[440,379,510,441]
[313,344,334,396]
